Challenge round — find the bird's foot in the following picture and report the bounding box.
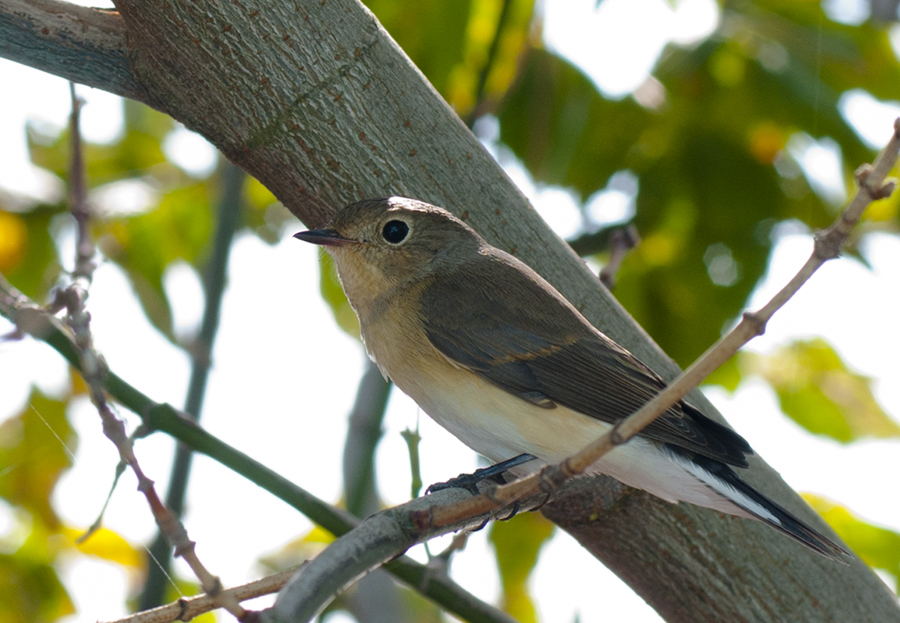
[425,453,537,496]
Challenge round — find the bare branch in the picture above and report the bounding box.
[268,489,527,623]
[50,94,247,621]
[140,163,246,610]
[598,224,640,290]
[105,567,301,623]
[0,274,515,623]
[0,0,144,100]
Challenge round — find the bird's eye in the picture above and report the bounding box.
[382,220,409,244]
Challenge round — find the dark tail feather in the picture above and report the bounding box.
[697,457,850,561]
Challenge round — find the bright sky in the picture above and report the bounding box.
[2,0,900,622]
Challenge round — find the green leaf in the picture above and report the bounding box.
[493,1,898,367]
[0,388,75,529]
[257,525,334,572]
[363,0,473,98]
[498,48,651,199]
[804,494,900,590]
[0,550,73,623]
[242,175,292,244]
[366,0,535,116]
[488,512,554,622]
[745,339,900,442]
[317,247,360,338]
[704,353,743,393]
[0,207,61,301]
[27,101,175,188]
[97,182,213,341]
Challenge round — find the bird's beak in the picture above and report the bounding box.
[293,229,359,247]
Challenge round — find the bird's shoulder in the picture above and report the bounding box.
[421,246,593,341]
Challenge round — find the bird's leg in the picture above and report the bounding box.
[425,453,537,495]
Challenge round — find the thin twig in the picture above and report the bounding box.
[464,0,514,127]
[0,274,513,623]
[141,162,245,611]
[419,119,900,529]
[54,90,245,620]
[599,224,640,290]
[106,567,302,623]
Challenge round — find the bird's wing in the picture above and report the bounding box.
[420,249,752,467]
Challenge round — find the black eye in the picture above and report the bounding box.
[382,220,409,244]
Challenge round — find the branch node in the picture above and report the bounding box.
[176,598,189,621]
[741,311,767,337]
[813,229,843,262]
[599,224,641,290]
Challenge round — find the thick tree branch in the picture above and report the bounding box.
[4,0,900,620]
[269,490,530,623]
[0,0,144,100]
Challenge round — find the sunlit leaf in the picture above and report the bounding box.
[489,512,554,622]
[745,339,900,442]
[804,493,900,590]
[446,0,535,115]
[0,388,75,529]
[317,248,360,338]
[61,526,144,569]
[0,207,61,300]
[0,210,27,272]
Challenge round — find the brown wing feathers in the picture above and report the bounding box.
[421,251,752,467]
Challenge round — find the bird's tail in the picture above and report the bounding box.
[691,455,849,560]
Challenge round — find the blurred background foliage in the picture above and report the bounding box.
[2,0,900,621]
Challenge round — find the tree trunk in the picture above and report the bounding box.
[2,0,897,620]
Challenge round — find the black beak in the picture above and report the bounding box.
[293,229,358,247]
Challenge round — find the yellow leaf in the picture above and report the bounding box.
[0,210,27,272]
[0,389,76,529]
[62,526,144,569]
[804,494,900,589]
[489,512,554,622]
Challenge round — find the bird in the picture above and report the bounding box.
[294,196,847,559]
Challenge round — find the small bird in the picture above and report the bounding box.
[295,196,846,559]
